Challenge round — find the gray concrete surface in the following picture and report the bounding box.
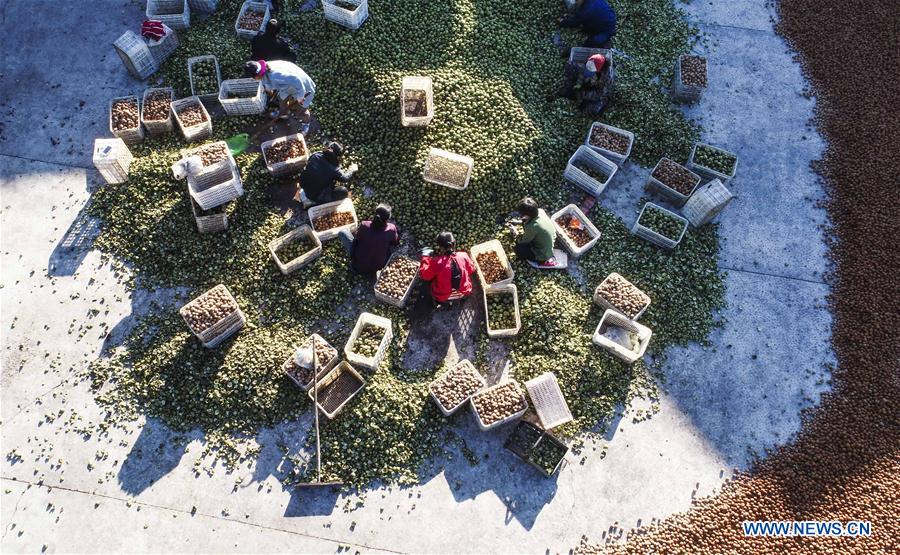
[1,0,834,553]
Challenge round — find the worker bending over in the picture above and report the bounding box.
[243,59,315,123]
[558,0,617,48]
[419,232,476,307]
[250,19,296,63]
[340,204,399,276]
[511,197,558,267]
[299,142,358,205]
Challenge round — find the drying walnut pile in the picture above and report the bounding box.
[596,274,649,319]
[191,143,229,167]
[312,211,354,231]
[265,138,307,164]
[693,144,737,175]
[476,251,507,284]
[403,89,428,117]
[142,90,171,122]
[430,360,484,412]
[652,158,700,195]
[588,125,630,155]
[680,55,708,88]
[375,256,418,299]
[111,98,139,131]
[424,154,469,187]
[555,214,593,247]
[181,285,238,334]
[472,381,526,426]
[238,9,266,31]
[284,338,338,388]
[176,102,208,127]
[351,324,385,358]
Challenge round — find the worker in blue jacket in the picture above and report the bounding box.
[558,0,617,48]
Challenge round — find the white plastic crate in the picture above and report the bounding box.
[631,202,689,250]
[564,145,617,197]
[683,178,734,227]
[343,312,393,370]
[322,0,369,30]
[92,139,134,185]
[673,55,707,102]
[422,147,473,190]
[645,157,701,207]
[428,359,487,416]
[235,1,271,40]
[146,0,190,30]
[584,122,633,165]
[179,284,246,348]
[188,163,243,211]
[283,333,340,391]
[172,96,213,142]
[400,76,434,127]
[593,272,651,321]
[551,204,601,259]
[568,47,611,65]
[592,309,652,364]
[141,87,174,135]
[187,55,222,98]
[308,361,366,419]
[525,373,573,429]
[470,239,514,291]
[687,142,738,183]
[190,195,228,233]
[374,252,420,308]
[113,31,158,80]
[182,141,237,191]
[109,96,145,145]
[307,198,359,241]
[261,133,310,177]
[268,225,323,274]
[483,284,521,339]
[188,0,218,12]
[218,79,266,116]
[470,380,528,431]
[146,25,178,65]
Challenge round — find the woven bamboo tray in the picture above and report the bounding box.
[672,55,707,102]
[483,284,521,339]
[584,122,633,165]
[525,372,573,429]
[504,421,568,477]
[471,239,514,291]
[187,55,222,98]
[113,31,157,80]
[551,204,601,259]
[428,359,487,416]
[344,312,393,370]
[219,79,266,116]
[400,75,434,127]
[645,157,701,207]
[235,1,271,40]
[261,133,310,177]
[593,272,651,321]
[283,333,339,391]
[172,96,213,142]
[631,202,689,249]
[423,147,473,190]
[188,163,243,211]
[471,380,528,431]
[179,284,246,348]
[141,87,175,135]
[109,96,144,145]
[592,309,652,364]
[307,198,359,241]
[564,145,617,197]
[268,225,323,274]
[92,139,134,185]
[322,0,369,30]
[687,142,738,183]
[682,178,734,227]
[308,361,366,419]
[146,0,190,30]
[190,195,228,233]
[374,252,420,308]
[147,25,178,65]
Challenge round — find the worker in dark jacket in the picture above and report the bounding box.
[558,0,617,48]
[339,204,400,276]
[299,142,358,204]
[250,19,296,63]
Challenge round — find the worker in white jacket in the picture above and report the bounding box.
[244,59,316,123]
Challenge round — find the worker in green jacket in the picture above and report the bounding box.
[511,197,558,267]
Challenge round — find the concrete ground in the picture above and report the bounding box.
[0,1,834,553]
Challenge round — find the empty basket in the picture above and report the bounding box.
[146,0,191,30]
[113,31,157,80]
[308,361,366,419]
[188,163,243,211]
[219,79,266,116]
[682,178,734,227]
[92,138,134,185]
[423,147,473,190]
[592,309,652,364]
[525,372,573,429]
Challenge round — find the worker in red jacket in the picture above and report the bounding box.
[419,232,476,306]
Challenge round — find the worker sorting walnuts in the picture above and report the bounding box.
[418,231,476,308]
[339,204,399,277]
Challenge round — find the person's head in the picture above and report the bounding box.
[264,18,281,37]
[371,203,392,230]
[323,142,343,165]
[436,231,456,254]
[585,53,607,74]
[517,197,540,221]
[243,60,265,80]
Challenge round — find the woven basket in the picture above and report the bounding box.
[682,178,734,227]
[672,55,707,102]
[422,147,473,190]
[344,312,393,370]
[470,239,514,291]
[471,380,527,431]
[188,0,218,12]
[483,284,521,339]
[190,195,228,234]
[146,25,179,65]
[92,139,133,185]
[428,359,487,416]
[551,204,600,259]
[524,372,573,429]
[322,0,369,30]
[583,122,633,165]
[308,361,366,419]
[593,272,650,321]
[631,202,689,249]
[172,96,213,142]
[113,31,157,79]
[188,163,243,211]
[564,145,617,197]
[109,96,145,145]
[261,133,310,177]
[187,55,222,98]
[218,79,266,116]
[307,197,359,241]
[268,225,323,274]
[179,284,246,348]
[400,75,434,127]
[687,142,738,183]
[645,157,701,207]
[592,309,652,364]
[146,0,190,30]
[374,252,420,308]
[235,1,271,39]
[141,87,175,135]
[283,333,340,391]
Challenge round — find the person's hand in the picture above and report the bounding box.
[348,163,359,174]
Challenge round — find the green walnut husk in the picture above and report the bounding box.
[351,324,385,358]
[486,293,517,330]
[191,60,219,96]
[530,437,567,475]
[693,144,737,175]
[639,205,685,240]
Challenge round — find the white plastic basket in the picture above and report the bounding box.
[188,0,218,13]
[109,96,145,145]
[188,163,243,211]
[584,122,633,165]
[187,55,222,98]
[400,76,434,127]
[592,309,652,364]
[470,239,514,291]
[568,47,611,65]
[645,157,701,207]
[631,202,689,249]
[172,96,213,142]
[374,252,420,308]
[551,204,600,259]
[483,284,521,339]
[235,1,271,40]
[307,197,359,241]
[92,139,133,185]
[113,31,157,80]
[564,145,617,197]
[673,55,707,102]
[283,333,340,391]
[218,79,266,116]
[179,284,246,348]
[146,0,190,30]
[268,225,323,274]
[471,380,528,431]
[344,312,393,370]
[683,178,734,227]
[687,142,738,183]
[322,0,369,30]
[190,195,228,233]
[423,147,473,190]
[146,25,179,65]
[593,272,651,321]
[428,359,487,416]
[182,141,238,191]
[141,87,174,135]
[525,372,573,429]
[261,133,310,177]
